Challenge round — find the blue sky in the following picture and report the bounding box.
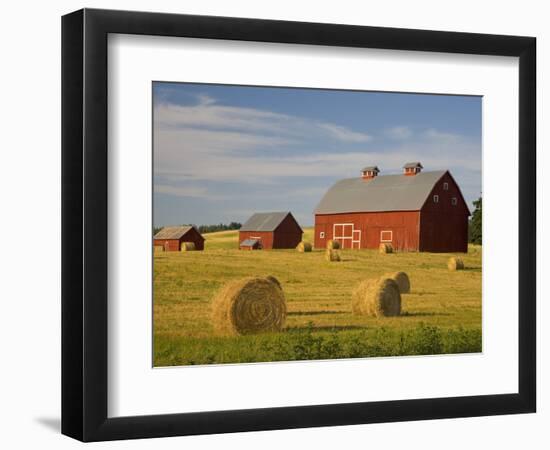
[153,82,481,227]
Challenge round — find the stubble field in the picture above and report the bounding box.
[154,228,482,366]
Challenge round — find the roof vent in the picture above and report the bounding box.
[361,166,380,180]
[403,162,423,176]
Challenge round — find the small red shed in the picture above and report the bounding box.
[239,212,303,250]
[153,226,205,251]
[314,163,470,252]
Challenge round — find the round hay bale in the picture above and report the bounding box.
[296,241,312,252]
[384,271,411,294]
[379,243,393,254]
[325,249,341,262]
[265,275,282,289]
[211,277,287,335]
[326,239,341,250]
[351,278,401,317]
[180,242,196,252]
[447,256,465,271]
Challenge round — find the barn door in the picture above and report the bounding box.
[334,223,360,249]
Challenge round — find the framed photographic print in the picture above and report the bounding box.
[61,8,536,442]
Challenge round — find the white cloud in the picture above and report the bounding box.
[385,126,412,140]
[318,123,372,142]
[153,96,480,205]
[154,185,212,198]
[154,96,372,144]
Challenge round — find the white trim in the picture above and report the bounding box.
[451,197,458,205]
[443,182,449,190]
[333,223,361,249]
[433,194,439,203]
[319,231,325,239]
[352,229,361,249]
[380,230,393,242]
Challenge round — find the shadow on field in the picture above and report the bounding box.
[287,325,367,332]
[287,310,348,316]
[400,311,452,317]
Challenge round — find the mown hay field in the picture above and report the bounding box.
[154,227,482,366]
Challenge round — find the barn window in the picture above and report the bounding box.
[380,230,393,242]
[320,231,325,239]
[451,197,457,205]
[433,194,439,203]
[443,182,449,190]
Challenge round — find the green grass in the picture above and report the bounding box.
[154,227,482,366]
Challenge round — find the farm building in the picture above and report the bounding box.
[239,212,303,250]
[153,226,205,251]
[314,163,470,252]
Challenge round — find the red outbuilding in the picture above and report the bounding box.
[153,226,205,251]
[239,212,303,250]
[314,163,470,252]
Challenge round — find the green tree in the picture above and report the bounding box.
[469,197,482,245]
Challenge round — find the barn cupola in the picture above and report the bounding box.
[361,166,380,180]
[403,162,423,176]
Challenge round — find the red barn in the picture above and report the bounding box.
[239,212,303,250]
[314,163,470,252]
[153,226,205,251]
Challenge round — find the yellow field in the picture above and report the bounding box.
[153,227,482,366]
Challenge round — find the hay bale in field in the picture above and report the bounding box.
[379,243,393,254]
[154,245,164,253]
[211,277,287,335]
[296,241,312,252]
[326,239,341,250]
[447,256,465,271]
[180,242,196,251]
[265,275,282,289]
[351,278,401,317]
[384,271,411,294]
[325,249,341,262]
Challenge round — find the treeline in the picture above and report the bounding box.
[154,222,242,236]
[468,197,482,245]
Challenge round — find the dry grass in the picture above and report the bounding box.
[211,277,287,336]
[352,278,401,317]
[153,228,481,366]
[296,241,313,252]
[448,256,465,271]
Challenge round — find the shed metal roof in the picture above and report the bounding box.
[154,226,197,240]
[240,238,260,247]
[240,211,301,232]
[314,170,447,214]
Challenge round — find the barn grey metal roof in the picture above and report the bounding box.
[154,226,198,240]
[403,162,423,169]
[314,170,447,214]
[240,212,302,232]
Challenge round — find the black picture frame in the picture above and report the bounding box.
[61,8,536,442]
